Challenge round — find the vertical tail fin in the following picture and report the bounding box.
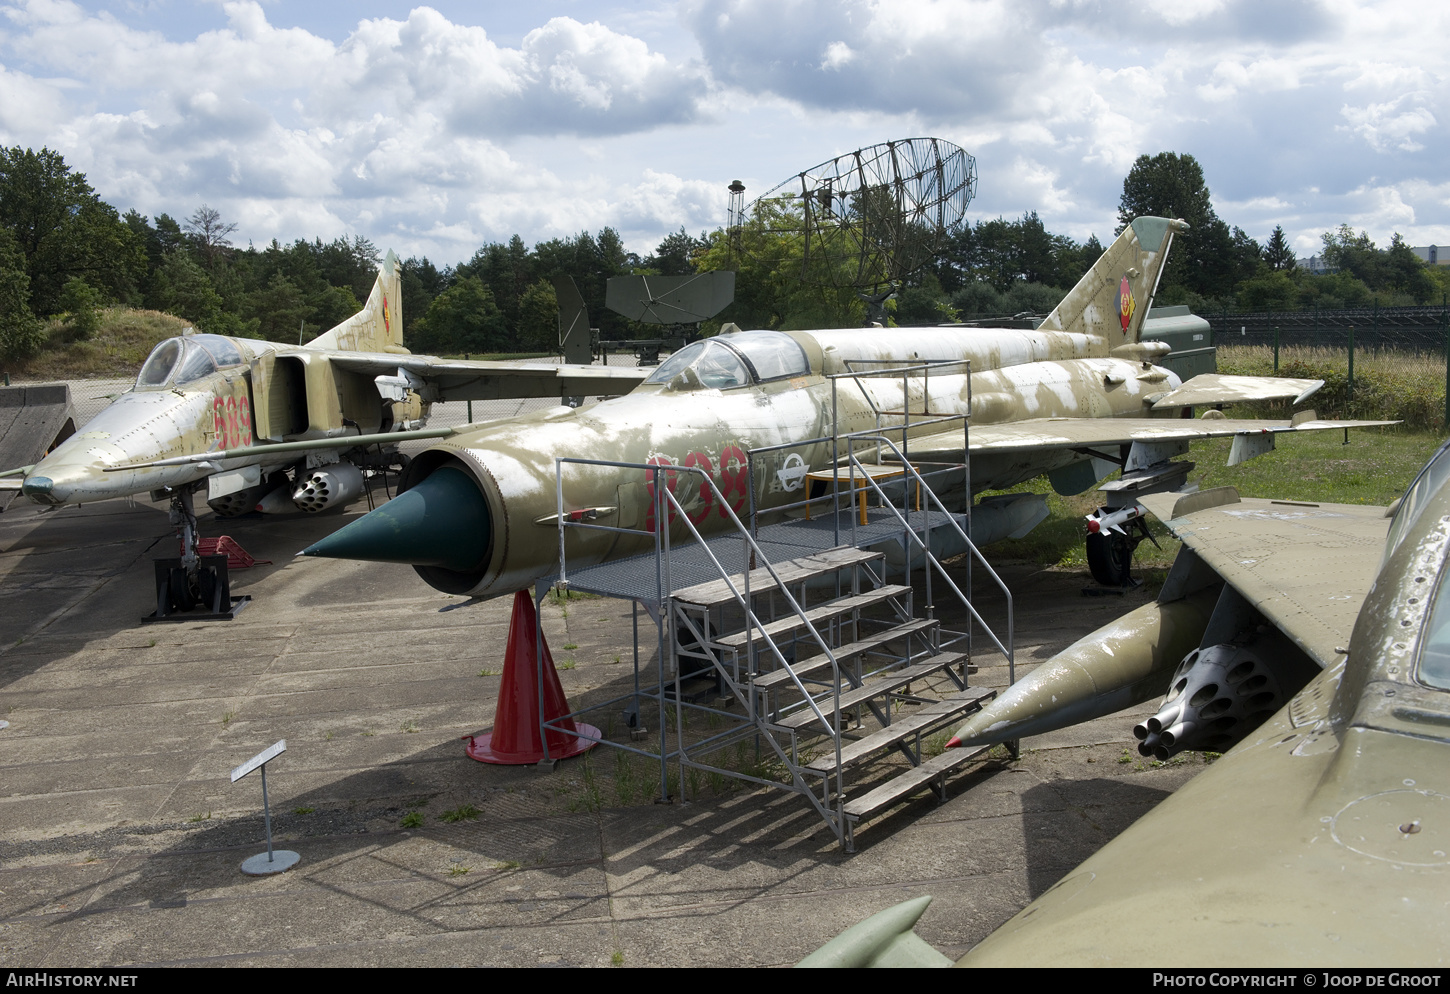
[1038,217,1186,349]
[305,250,405,353]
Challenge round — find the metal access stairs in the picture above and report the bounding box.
[665,539,997,849]
[548,447,1013,849]
[545,364,1015,849]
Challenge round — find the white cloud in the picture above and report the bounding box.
[821,41,854,71]
[1340,99,1437,153]
[0,0,1445,267]
[0,1,718,258]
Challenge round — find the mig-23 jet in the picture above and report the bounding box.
[0,252,649,614]
[301,216,1388,602]
[801,439,1450,968]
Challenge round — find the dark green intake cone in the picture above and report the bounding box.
[300,466,489,572]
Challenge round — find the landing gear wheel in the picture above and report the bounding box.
[1087,530,1136,587]
[198,566,221,613]
[168,568,198,612]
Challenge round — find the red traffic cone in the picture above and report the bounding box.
[464,590,599,764]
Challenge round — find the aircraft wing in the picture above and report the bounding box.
[1149,373,1323,409]
[319,352,651,401]
[905,414,1396,461]
[1138,489,1390,668]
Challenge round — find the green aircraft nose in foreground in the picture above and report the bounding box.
[803,438,1450,968]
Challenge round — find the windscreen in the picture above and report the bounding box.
[136,339,183,389]
[644,340,750,389]
[1385,439,1450,566]
[723,330,810,381]
[1417,563,1450,690]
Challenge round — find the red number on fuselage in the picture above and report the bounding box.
[718,445,748,519]
[683,451,715,525]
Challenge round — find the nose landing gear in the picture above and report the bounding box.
[143,486,251,622]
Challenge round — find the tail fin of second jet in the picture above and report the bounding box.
[305,250,405,354]
[1038,216,1186,349]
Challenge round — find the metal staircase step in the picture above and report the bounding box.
[804,688,996,774]
[671,546,884,608]
[715,585,913,650]
[842,744,995,823]
[774,652,966,731]
[752,618,940,692]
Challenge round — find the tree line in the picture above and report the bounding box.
[1,144,1444,364]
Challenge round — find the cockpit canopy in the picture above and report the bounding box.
[135,334,246,391]
[644,330,810,390]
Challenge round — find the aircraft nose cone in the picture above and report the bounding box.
[21,476,58,504]
[300,465,490,572]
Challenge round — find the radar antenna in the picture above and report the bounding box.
[744,137,976,323]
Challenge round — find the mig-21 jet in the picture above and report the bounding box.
[300,217,1388,601]
[801,439,1450,968]
[0,252,649,613]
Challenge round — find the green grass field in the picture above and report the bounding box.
[983,426,1443,572]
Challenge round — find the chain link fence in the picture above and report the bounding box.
[1207,302,1450,354]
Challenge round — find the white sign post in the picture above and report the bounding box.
[231,739,300,875]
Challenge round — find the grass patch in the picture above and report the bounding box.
[560,658,576,670]
[400,720,419,734]
[494,859,521,870]
[12,307,192,380]
[449,864,471,876]
[293,807,314,816]
[562,643,578,651]
[478,668,501,677]
[401,811,424,829]
[187,811,211,823]
[1218,343,1449,432]
[440,804,480,823]
[924,731,951,759]
[979,427,1438,572]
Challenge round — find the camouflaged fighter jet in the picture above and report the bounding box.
[801,441,1450,968]
[0,252,648,612]
[299,216,1388,598]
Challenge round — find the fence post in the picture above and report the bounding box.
[1347,324,1355,407]
[1373,297,1380,354]
[1273,325,1280,373]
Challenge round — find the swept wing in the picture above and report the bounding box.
[904,413,1395,462]
[1137,488,1389,668]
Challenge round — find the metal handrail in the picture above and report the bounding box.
[840,435,1014,674]
[552,456,854,822]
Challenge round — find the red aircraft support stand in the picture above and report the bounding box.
[464,590,599,765]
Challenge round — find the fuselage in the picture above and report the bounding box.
[21,334,270,506]
[380,325,1182,597]
[19,332,407,508]
[960,442,1450,967]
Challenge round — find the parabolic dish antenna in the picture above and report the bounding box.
[605,272,736,325]
[742,137,976,291]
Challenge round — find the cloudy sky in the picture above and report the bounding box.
[0,0,1444,266]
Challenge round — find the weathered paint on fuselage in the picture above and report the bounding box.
[962,468,1450,966]
[20,252,411,509]
[411,324,1182,598]
[22,343,273,505]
